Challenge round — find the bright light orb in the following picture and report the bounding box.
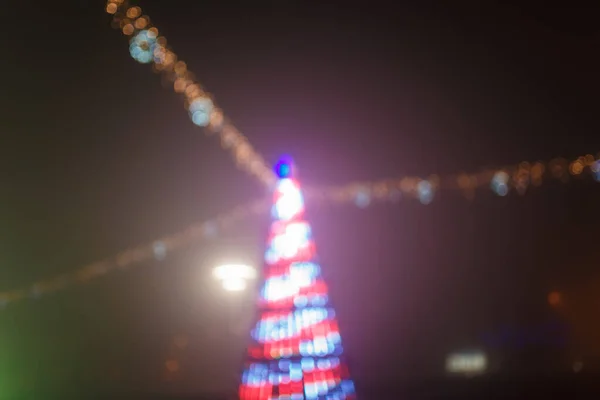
[129,29,157,64]
[269,222,311,260]
[417,180,434,204]
[189,97,214,127]
[446,351,487,374]
[213,264,256,292]
[273,178,304,220]
[491,171,510,196]
[354,189,371,208]
[222,278,248,292]
[274,156,294,179]
[213,264,257,281]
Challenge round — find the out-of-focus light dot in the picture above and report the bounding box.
[417,180,434,204]
[341,380,355,393]
[174,78,188,93]
[137,52,153,63]
[316,359,331,370]
[275,157,293,179]
[148,27,158,39]
[389,188,401,202]
[30,285,42,299]
[157,36,167,47]
[235,143,252,163]
[174,334,188,349]
[165,360,179,372]
[153,241,167,260]
[188,91,204,104]
[569,160,584,175]
[126,6,141,18]
[354,189,371,208]
[189,97,214,127]
[122,23,134,35]
[491,171,509,196]
[134,17,148,30]
[185,83,202,98]
[202,221,217,238]
[294,295,308,308]
[548,291,562,307]
[301,358,315,372]
[129,30,156,64]
[591,161,600,181]
[106,3,118,14]
[264,248,278,264]
[174,61,187,76]
[222,278,247,291]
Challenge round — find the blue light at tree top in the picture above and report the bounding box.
[274,156,294,179]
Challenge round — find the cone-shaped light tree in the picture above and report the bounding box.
[239,157,356,399]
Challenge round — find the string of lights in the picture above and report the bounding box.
[3,151,598,310]
[2,153,598,309]
[0,198,269,310]
[306,153,600,207]
[104,0,276,188]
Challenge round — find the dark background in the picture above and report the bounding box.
[1,0,600,397]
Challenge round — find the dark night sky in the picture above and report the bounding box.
[1,0,600,396]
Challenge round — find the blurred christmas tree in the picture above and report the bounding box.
[239,157,356,399]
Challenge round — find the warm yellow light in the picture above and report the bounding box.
[134,17,148,30]
[126,6,141,19]
[122,23,134,36]
[106,3,117,14]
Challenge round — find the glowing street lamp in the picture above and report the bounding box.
[212,263,257,292]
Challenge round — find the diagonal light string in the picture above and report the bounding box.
[105,0,276,188]
[104,2,600,202]
[0,198,270,309]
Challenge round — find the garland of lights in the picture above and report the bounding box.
[104,1,600,207]
[309,153,600,207]
[105,0,275,188]
[3,0,598,338]
[3,151,599,309]
[0,198,269,308]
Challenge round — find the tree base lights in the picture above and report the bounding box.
[239,157,356,399]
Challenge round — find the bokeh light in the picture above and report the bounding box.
[165,359,180,373]
[106,3,117,14]
[548,291,562,307]
[188,97,214,127]
[213,264,257,292]
[491,171,509,196]
[126,6,141,19]
[417,179,434,204]
[129,29,157,64]
[122,23,134,36]
[353,188,371,209]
